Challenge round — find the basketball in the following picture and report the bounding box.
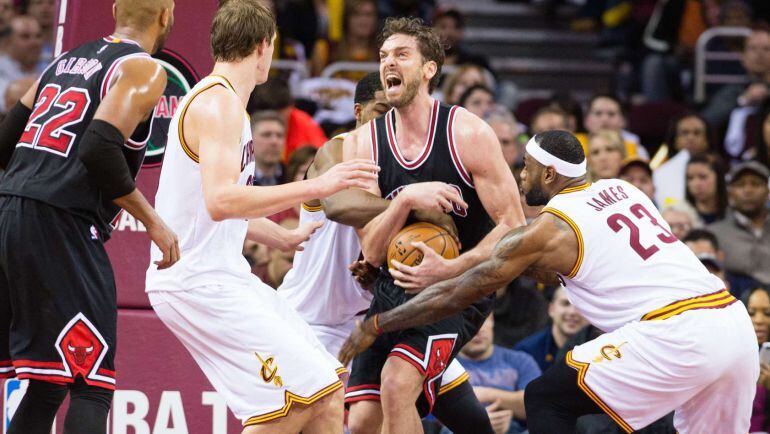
[387,222,459,270]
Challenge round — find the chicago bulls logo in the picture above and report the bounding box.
[425,337,454,379]
[56,314,106,379]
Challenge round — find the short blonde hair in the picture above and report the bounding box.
[588,129,626,158]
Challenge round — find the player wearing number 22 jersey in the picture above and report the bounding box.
[340,131,758,434]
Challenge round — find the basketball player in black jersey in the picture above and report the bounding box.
[0,1,178,433]
[334,18,526,434]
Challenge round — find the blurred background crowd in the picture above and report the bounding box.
[1,0,769,432]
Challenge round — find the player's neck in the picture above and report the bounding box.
[393,93,434,144]
[111,27,155,54]
[210,63,257,107]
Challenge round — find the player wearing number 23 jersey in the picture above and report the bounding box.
[340,131,758,434]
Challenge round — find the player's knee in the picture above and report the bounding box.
[318,388,344,418]
[381,360,423,403]
[69,380,114,410]
[348,402,382,434]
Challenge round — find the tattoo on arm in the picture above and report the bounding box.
[379,227,528,333]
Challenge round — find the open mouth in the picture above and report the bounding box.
[385,74,402,91]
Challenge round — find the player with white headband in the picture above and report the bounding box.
[341,130,757,433]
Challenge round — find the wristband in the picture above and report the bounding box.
[372,314,384,336]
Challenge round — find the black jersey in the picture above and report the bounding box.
[373,100,495,251]
[0,37,153,233]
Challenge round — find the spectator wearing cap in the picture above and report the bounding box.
[433,9,491,72]
[653,113,712,208]
[529,106,570,136]
[514,286,588,372]
[249,78,327,164]
[661,202,702,240]
[619,158,655,203]
[455,314,541,434]
[708,161,770,297]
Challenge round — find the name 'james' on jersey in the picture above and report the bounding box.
[0,37,153,234]
[543,179,725,332]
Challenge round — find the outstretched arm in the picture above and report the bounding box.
[338,213,578,365]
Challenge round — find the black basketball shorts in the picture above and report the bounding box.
[345,273,494,413]
[0,196,117,390]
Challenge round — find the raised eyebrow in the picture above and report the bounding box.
[380,46,414,55]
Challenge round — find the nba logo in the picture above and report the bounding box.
[3,379,55,434]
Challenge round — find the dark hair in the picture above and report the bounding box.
[685,153,728,220]
[587,92,625,116]
[458,84,493,108]
[755,98,770,168]
[211,0,276,62]
[354,72,382,105]
[681,228,720,250]
[378,17,445,93]
[249,77,291,112]
[663,112,713,155]
[548,91,584,132]
[433,8,464,29]
[286,146,318,182]
[537,130,585,165]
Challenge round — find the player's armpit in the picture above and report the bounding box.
[94,56,166,139]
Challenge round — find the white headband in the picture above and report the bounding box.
[525,136,587,178]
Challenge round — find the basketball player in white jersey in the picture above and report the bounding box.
[340,130,758,434]
[145,2,378,433]
[278,72,495,434]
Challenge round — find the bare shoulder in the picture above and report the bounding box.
[187,86,242,130]
[452,107,495,148]
[342,119,374,160]
[113,56,167,96]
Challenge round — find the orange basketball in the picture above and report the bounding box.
[387,222,459,270]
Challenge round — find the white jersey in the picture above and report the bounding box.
[146,75,255,291]
[543,179,724,332]
[278,202,373,325]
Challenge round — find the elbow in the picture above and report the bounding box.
[321,200,343,223]
[205,196,233,222]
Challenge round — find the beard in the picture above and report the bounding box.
[525,183,550,206]
[388,75,420,108]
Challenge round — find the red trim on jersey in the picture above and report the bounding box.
[97,368,116,377]
[13,359,65,369]
[0,359,12,367]
[385,100,438,170]
[344,394,381,403]
[15,372,70,385]
[346,384,381,392]
[447,106,474,188]
[369,120,378,164]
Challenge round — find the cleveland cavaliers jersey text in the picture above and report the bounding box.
[0,37,153,233]
[543,179,724,332]
[372,101,494,251]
